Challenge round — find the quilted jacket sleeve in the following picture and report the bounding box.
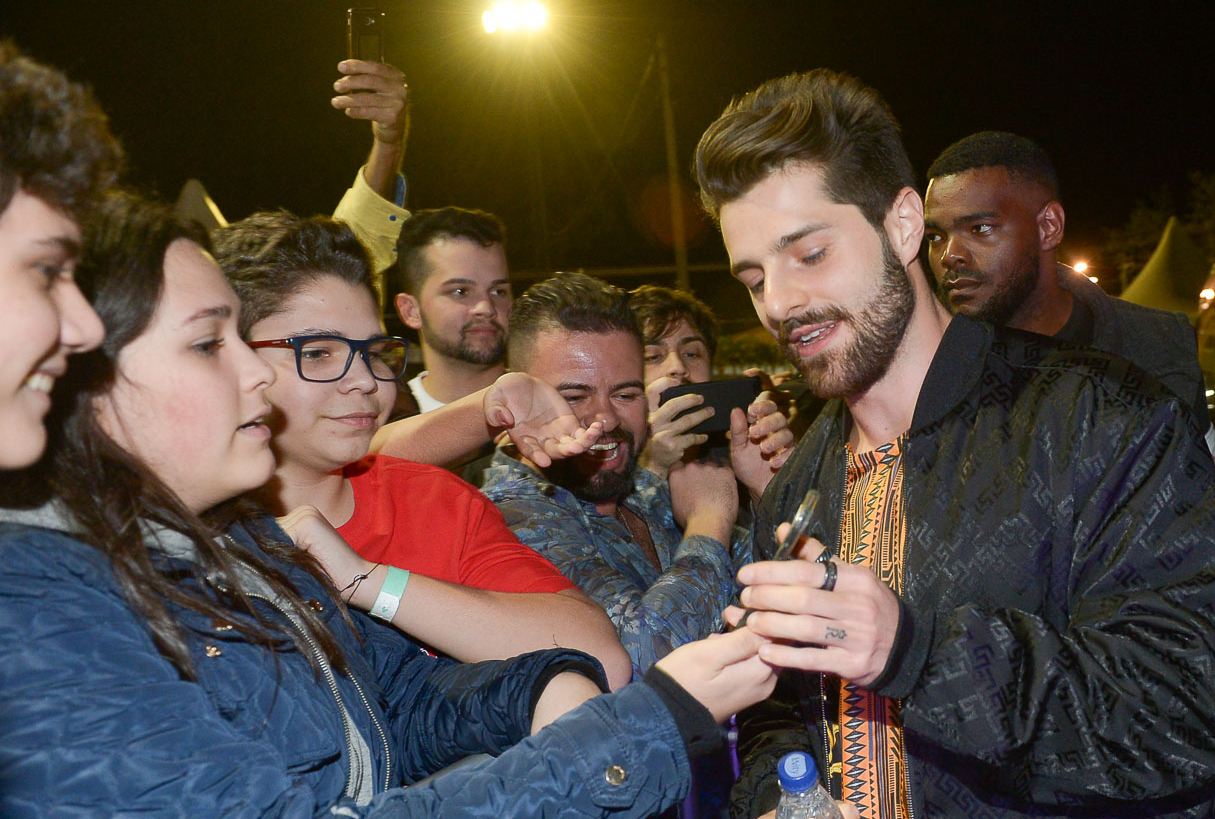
[359,681,692,818]
[350,611,608,783]
[0,525,338,818]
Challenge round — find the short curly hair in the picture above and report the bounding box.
[628,285,719,361]
[212,211,378,337]
[926,131,1059,199]
[0,41,123,223]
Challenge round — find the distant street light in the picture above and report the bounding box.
[483,1,548,34]
[483,2,553,268]
[1073,260,1089,274]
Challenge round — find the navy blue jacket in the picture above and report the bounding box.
[0,517,693,817]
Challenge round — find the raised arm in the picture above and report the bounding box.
[370,372,602,468]
[331,59,411,275]
[332,59,410,199]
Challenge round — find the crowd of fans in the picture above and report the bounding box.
[2,38,1214,819]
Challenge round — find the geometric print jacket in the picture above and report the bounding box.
[734,315,1215,818]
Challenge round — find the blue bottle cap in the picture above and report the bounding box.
[777,751,819,794]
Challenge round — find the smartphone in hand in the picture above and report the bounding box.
[772,487,825,560]
[658,376,762,435]
[346,8,386,62]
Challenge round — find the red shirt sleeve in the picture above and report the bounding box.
[338,456,575,594]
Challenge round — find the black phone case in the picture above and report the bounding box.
[347,8,385,62]
[657,376,762,434]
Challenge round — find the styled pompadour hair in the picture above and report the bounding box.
[694,68,914,229]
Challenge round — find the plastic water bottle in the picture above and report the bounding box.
[776,751,843,819]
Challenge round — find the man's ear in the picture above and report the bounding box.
[885,186,925,267]
[395,293,423,331]
[1037,201,1065,252]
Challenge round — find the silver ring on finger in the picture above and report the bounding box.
[819,560,838,592]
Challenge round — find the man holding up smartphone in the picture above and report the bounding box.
[482,272,760,680]
[331,23,412,278]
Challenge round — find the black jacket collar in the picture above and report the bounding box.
[910,315,992,434]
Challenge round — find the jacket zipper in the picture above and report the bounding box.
[346,668,392,791]
[818,672,831,792]
[903,742,916,819]
[247,590,393,796]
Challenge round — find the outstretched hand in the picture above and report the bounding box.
[485,371,603,467]
[654,627,777,723]
[332,59,410,146]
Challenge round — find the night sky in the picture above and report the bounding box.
[3,1,1212,328]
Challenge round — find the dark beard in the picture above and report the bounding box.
[543,429,638,503]
[957,250,1039,327]
[423,318,507,366]
[778,235,915,400]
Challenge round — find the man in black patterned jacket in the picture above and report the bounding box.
[922,130,1211,444]
[694,68,1215,818]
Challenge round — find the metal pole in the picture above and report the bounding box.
[656,35,689,291]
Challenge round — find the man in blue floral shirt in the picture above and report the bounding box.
[481,272,752,679]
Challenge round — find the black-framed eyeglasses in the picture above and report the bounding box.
[248,334,408,383]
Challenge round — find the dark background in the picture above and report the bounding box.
[4,1,1212,330]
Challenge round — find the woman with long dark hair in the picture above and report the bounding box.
[0,189,776,816]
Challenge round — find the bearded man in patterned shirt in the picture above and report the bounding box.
[696,69,1215,818]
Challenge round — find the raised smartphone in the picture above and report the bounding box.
[347,8,386,62]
